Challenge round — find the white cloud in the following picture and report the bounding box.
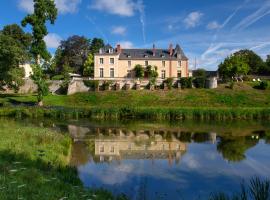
[112,26,127,35]
[18,0,81,14]
[184,11,204,28]
[55,0,81,14]
[207,21,222,30]
[18,0,33,13]
[90,0,136,17]
[116,41,134,48]
[44,33,62,49]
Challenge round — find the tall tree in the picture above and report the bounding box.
[218,54,249,81]
[55,35,91,75]
[234,49,265,74]
[90,38,105,54]
[21,0,57,106]
[0,24,31,92]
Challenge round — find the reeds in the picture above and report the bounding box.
[0,106,270,121]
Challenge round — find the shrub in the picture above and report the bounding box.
[229,81,235,89]
[193,77,206,88]
[165,78,174,89]
[103,81,112,90]
[83,80,99,90]
[51,75,64,80]
[256,81,268,90]
[180,77,193,89]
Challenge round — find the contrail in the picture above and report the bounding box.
[85,15,109,44]
[233,0,270,31]
[137,0,146,44]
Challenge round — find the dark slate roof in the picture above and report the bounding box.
[97,44,188,60]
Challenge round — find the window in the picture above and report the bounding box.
[162,61,166,67]
[178,60,181,67]
[109,48,113,53]
[100,58,104,65]
[145,61,149,66]
[127,70,132,78]
[100,68,104,78]
[128,60,131,68]
[100,146,104,153]
[110,68,114,78]
[110,146,114,153]
[110,58,114,64]
[161,70,166,79]
[177,70,182,78]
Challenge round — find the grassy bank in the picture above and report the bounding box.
[0,120,126,200]
[0,106,270,121]
[0,82,270,121]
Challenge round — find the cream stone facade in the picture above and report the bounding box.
[94,44,189,80]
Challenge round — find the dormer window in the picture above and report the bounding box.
[161,54,165,58]
[109,48,113,54]
[144,55,149,58]
[127,55,131,58]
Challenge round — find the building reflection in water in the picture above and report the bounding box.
[68,125,217,166]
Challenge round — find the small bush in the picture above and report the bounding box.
[229,81,235,89]
[103,81,112,90]
[243,76,251,81]
[51,75,64,80]
[84,80,99,90]
[193,77,206,88]
[257,81,268,90]
[180,77,193,89]
[165,78,174,89]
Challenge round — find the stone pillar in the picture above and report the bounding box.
[135,83,141,90]
[115,82,121,91]
[125,83,131,90]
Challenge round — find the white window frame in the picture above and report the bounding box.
[100,58,104,65]
[100,68,104,78]
[178,60,182,68]
[161,70,166,79]
[162,61,166,68]
[110,68,114,78]
[110,58,114,65]
[145,61,149,66]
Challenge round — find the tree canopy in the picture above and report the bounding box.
[21,0,57,62]
[234,49,266,74]
[218,54,249,80]
[0,24,31,92]
[219,50,270,79]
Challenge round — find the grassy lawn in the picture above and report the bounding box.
[1,82,269,109]
[0,119,125,200]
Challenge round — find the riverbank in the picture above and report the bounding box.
[0,120,126,200]
[0,83,270,120]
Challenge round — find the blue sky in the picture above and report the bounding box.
[0,0,270,70]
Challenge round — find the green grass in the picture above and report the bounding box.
[0,82,270,121]
[0,120,127,200]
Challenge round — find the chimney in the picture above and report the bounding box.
[153,44,156,56]
[169,43,173,57]
[117,44,122,54]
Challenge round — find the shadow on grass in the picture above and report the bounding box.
[0,150,128,200]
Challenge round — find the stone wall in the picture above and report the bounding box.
[67,80,90,95]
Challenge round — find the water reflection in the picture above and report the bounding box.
[15,119,270,199]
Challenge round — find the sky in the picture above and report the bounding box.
[0,0,270,70]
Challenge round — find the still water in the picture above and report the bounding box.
[29,120,270,199]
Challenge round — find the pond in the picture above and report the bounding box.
[8,119,270,199]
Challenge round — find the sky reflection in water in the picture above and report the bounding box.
[67,122,270,200]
